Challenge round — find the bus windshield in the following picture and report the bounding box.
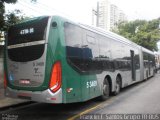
[7,16,49,62]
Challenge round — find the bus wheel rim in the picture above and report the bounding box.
[103,84,109,96]
[115,83,120,93]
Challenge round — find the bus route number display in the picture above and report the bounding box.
[20,28,34,35]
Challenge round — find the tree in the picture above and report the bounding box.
[0,0,30,44]
[0,10,28,42]
[113,18,160,51]
[0,0,17,31]
[4,9,29,29]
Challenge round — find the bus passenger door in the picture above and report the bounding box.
[148,61,151,76]
[130,50,136,81]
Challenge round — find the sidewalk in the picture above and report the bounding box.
[0,88,28,109]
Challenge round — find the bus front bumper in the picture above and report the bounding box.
[5,87,62,103]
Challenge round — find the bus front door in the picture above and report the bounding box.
[130,50,136,81]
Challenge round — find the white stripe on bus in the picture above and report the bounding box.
[7,40,46,49]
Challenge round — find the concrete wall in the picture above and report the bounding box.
[0,46,3,86]
[0,46,3,58]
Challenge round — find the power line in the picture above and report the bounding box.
[18,0,43,16]
[31,0,72,18]
[19,0,51,14]
[19,0,72,18]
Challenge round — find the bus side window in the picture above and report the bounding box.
[64,22,84,71]
[64,23,83,58]
[84,31,99,59]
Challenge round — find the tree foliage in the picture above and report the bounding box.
[113,18,160,51]
[4,10,29,30]
[0,0,29,43]
[0,0,17,31]
[0,10,29,43]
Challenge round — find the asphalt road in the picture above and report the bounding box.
[0,73,160,120]
[91,73,160,114]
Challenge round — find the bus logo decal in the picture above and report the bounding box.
[34,68,39,73]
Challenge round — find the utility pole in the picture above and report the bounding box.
[92,2,99,27]
[96,2,99,27]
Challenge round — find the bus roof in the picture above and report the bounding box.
[141,46,154,55]
[11,16,50,27]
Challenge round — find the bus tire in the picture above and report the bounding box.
[99,78,110,101]
[113,76,121,95]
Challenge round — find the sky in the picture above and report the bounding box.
[5,0,97,24]
[5,0,160,25]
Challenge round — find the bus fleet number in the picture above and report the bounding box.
[87,81,97,88]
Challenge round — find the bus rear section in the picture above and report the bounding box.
[4,16,62,103]
[141,47,155,79]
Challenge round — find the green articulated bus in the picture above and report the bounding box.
[4,16,155,103]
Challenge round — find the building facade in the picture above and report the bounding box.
[96,0,127,31]
[98,0,110,30]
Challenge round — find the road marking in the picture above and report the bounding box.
[68,97,115,120]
